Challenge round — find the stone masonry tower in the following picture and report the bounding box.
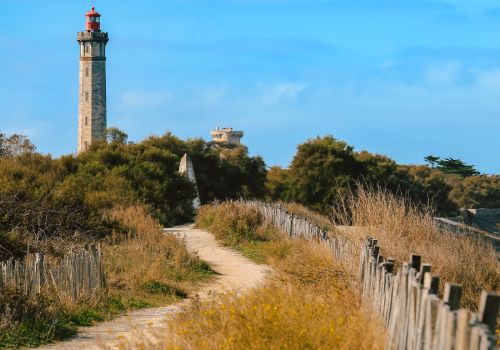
[77,7,109,153]
[179,154,201,210]
[210,127,244,145]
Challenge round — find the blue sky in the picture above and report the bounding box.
[1,0,500,174]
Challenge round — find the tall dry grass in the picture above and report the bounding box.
[118,185,500,349]
[329,183,500,311]
[124,242,384,350]
[195,201,294,264]
[105,202,213,303]
[114,202,385,350]
[272,200,333,228]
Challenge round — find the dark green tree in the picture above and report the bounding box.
[266,135,458,216]
[285,135,364,213]
[436,157,480,177]
[424,155,440,168]
[265,165,290,202]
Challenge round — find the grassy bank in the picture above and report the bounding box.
[132,200,386,350]
[194,201,294,264]
[329,184,500,312]
[0,203,214,349]
[124,184,500,349]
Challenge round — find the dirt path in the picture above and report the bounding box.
[39,224,270,350]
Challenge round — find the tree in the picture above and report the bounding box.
[0,132,6,158]
[139,132,268,203]
[265,166,289,202]
[104,127,128,144]
[285,135,363,213]
[0,133,36,158]
[424,155,440,168]
[266,135,459,216]
[436,157,480,178]
[448,175,500,209]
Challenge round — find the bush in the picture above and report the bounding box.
[448,174,500,209]
[265,135,458,216]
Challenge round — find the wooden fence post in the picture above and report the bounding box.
[423,295,440,350]
[477,290,500,333]
[443,283,462,311]
[419,264,431,286]
[410,254,422,272]
[424,273,440,295]
[455,309,471,350]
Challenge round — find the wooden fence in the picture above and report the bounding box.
[244,200,500,350]
[0,244,104,300]
[361,238,500,350]
[248,201,357,274]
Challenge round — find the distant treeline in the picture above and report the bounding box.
[1,130,498,254]
[0,129,267,259]
[265,135,500,216]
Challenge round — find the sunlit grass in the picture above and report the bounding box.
[119,202,385,350]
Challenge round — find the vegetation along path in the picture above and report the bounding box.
[39,224,270,350]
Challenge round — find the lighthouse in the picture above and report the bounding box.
[76,7,109,153]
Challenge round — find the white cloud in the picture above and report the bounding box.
[121,90,174,110]
[474,69,500,88]
[187,84,231,106]
[424,62,462,85]
[257,82,306,103]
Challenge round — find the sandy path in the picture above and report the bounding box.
[39,224,269,350]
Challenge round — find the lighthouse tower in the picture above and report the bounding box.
[76,7,109,153]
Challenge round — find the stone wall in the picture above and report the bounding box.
[210,127,244,145]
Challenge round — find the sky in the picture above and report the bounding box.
[1,0,500,174]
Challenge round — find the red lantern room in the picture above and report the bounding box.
[85,7,101,31]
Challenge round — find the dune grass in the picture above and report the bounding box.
[328,183,500,312]
[157,244,383,350]
[0,202,214,349]
[122,200,385,350]
[126,184,500,349]
[194,201,294,265]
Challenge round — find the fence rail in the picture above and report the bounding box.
[243,200,500,350]
[0,244,104,300]
[361,239,500,350]
[246,200,357,274]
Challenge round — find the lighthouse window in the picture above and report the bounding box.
[85,117,88,126]
[86,45,90,54]
[84,141,88,150]
[85,68,89,77]
[85,92,89,101]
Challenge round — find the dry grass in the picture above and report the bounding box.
[329,183,500,312]
[0,202,214,349]
[272,201,333,229]
[104,202,214,305]
[115,201,385,350]
[194,201,294,264]
[117,184,500,349]
[123,242,384,350]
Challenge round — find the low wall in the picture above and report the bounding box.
[467,208,500,218]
